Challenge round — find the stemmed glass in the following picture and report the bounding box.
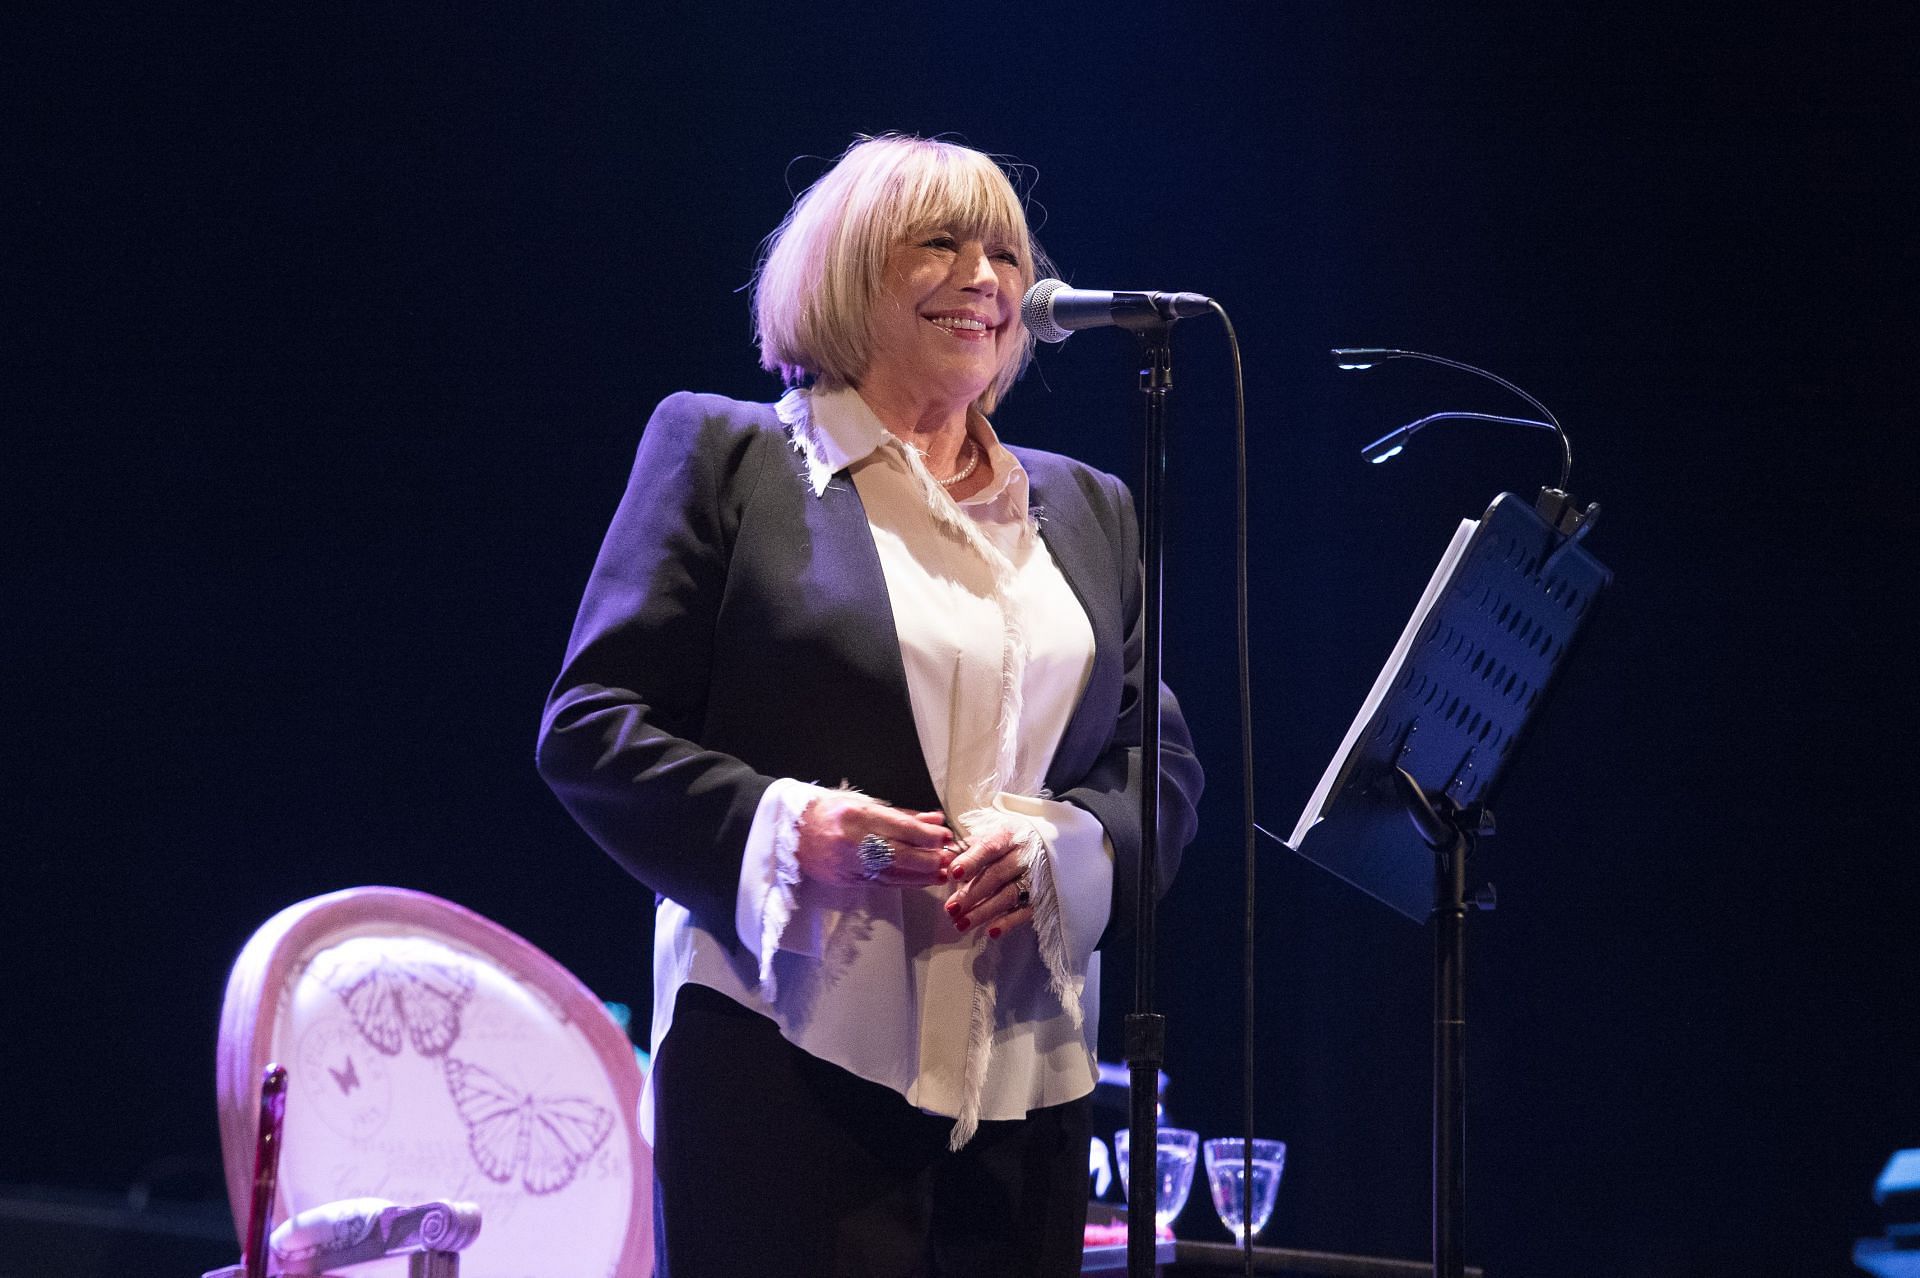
[1113,1127,1200,1233]
[1203,1137,1286,1243]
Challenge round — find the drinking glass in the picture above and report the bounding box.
[1112,1126,1200,1231]
[1203,1137,1286,1243]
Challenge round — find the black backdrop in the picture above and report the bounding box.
[12,3,1917,1275]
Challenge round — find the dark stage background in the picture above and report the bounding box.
[11,3,1916,1275]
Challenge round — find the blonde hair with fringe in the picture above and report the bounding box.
[753,134,1051,415]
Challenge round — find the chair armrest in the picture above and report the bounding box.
[267,1198,482,1274]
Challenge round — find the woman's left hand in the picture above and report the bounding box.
[944,827,1034,938]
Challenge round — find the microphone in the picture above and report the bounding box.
[1020,278,1213,343]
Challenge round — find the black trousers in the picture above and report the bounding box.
[652,982,1092,1278]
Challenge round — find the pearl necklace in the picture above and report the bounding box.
[938,437,983,488]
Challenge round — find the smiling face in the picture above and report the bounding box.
[862,230,1025,414]
[754,136,1051,414]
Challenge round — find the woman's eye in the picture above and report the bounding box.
[992,250,1021,266]
[922,235,957,251]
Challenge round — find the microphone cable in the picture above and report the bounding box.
[1208,300,1259,1278]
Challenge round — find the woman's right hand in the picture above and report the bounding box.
[795,793,956,887]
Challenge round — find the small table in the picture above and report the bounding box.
[1168,1241,1484,1276]
[1082,1238,1178,1272]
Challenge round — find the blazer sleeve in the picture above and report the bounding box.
[1055,471,1205,949]
[535,392,779,933]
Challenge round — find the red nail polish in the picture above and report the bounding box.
[988,927,1002,939]
[956,916,970,931]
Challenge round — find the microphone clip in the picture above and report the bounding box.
[1109,291,1204,334]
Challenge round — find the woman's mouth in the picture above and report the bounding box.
[925,313,993,341]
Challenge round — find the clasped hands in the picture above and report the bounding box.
[795,792,1034,938]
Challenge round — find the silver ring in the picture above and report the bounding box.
[856,834,896,880]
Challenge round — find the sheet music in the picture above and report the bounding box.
[1286,517,1479,849]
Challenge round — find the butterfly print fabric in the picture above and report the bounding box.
[321,940,477,1058]
[442,1057,615,1195]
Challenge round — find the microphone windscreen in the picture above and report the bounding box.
[1020,278,1073,343]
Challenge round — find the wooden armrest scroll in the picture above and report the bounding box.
[267,1197,483,1274]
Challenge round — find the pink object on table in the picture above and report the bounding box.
[1083,1220,1174,1246]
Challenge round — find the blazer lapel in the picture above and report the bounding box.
[808,465,945,806]
[1026,458,1126,790]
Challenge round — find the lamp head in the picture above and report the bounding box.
[1331,347,1401,372]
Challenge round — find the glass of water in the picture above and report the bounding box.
[1203,1137,1286,1243]
[1113,1126,1200,1231]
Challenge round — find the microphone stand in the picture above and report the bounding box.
[1122,316,1173,1278]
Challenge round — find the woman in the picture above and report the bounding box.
[537,134,1202,1276]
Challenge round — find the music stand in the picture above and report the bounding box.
[1282,489,1610,1278]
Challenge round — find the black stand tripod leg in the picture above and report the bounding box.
[1433,834,1467,1278]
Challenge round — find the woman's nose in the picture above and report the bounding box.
[955,243,998,293]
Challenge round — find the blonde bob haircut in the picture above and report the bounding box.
[753,134,1053,415]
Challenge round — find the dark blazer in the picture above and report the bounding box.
[536,391,1203,949]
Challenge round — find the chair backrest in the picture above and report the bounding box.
[216,887,652,1277]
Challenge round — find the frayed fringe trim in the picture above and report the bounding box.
[1020,832,1084,1032]
[757,779,868,1003]
[957,807,1083,1033]
[943,805,1087,1151]
[756,812,805,1004]
[949,940,998,1151]
[890,422,1035,797]
[778,388,837,495]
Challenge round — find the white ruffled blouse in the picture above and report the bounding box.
[643,385,1114,1149]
